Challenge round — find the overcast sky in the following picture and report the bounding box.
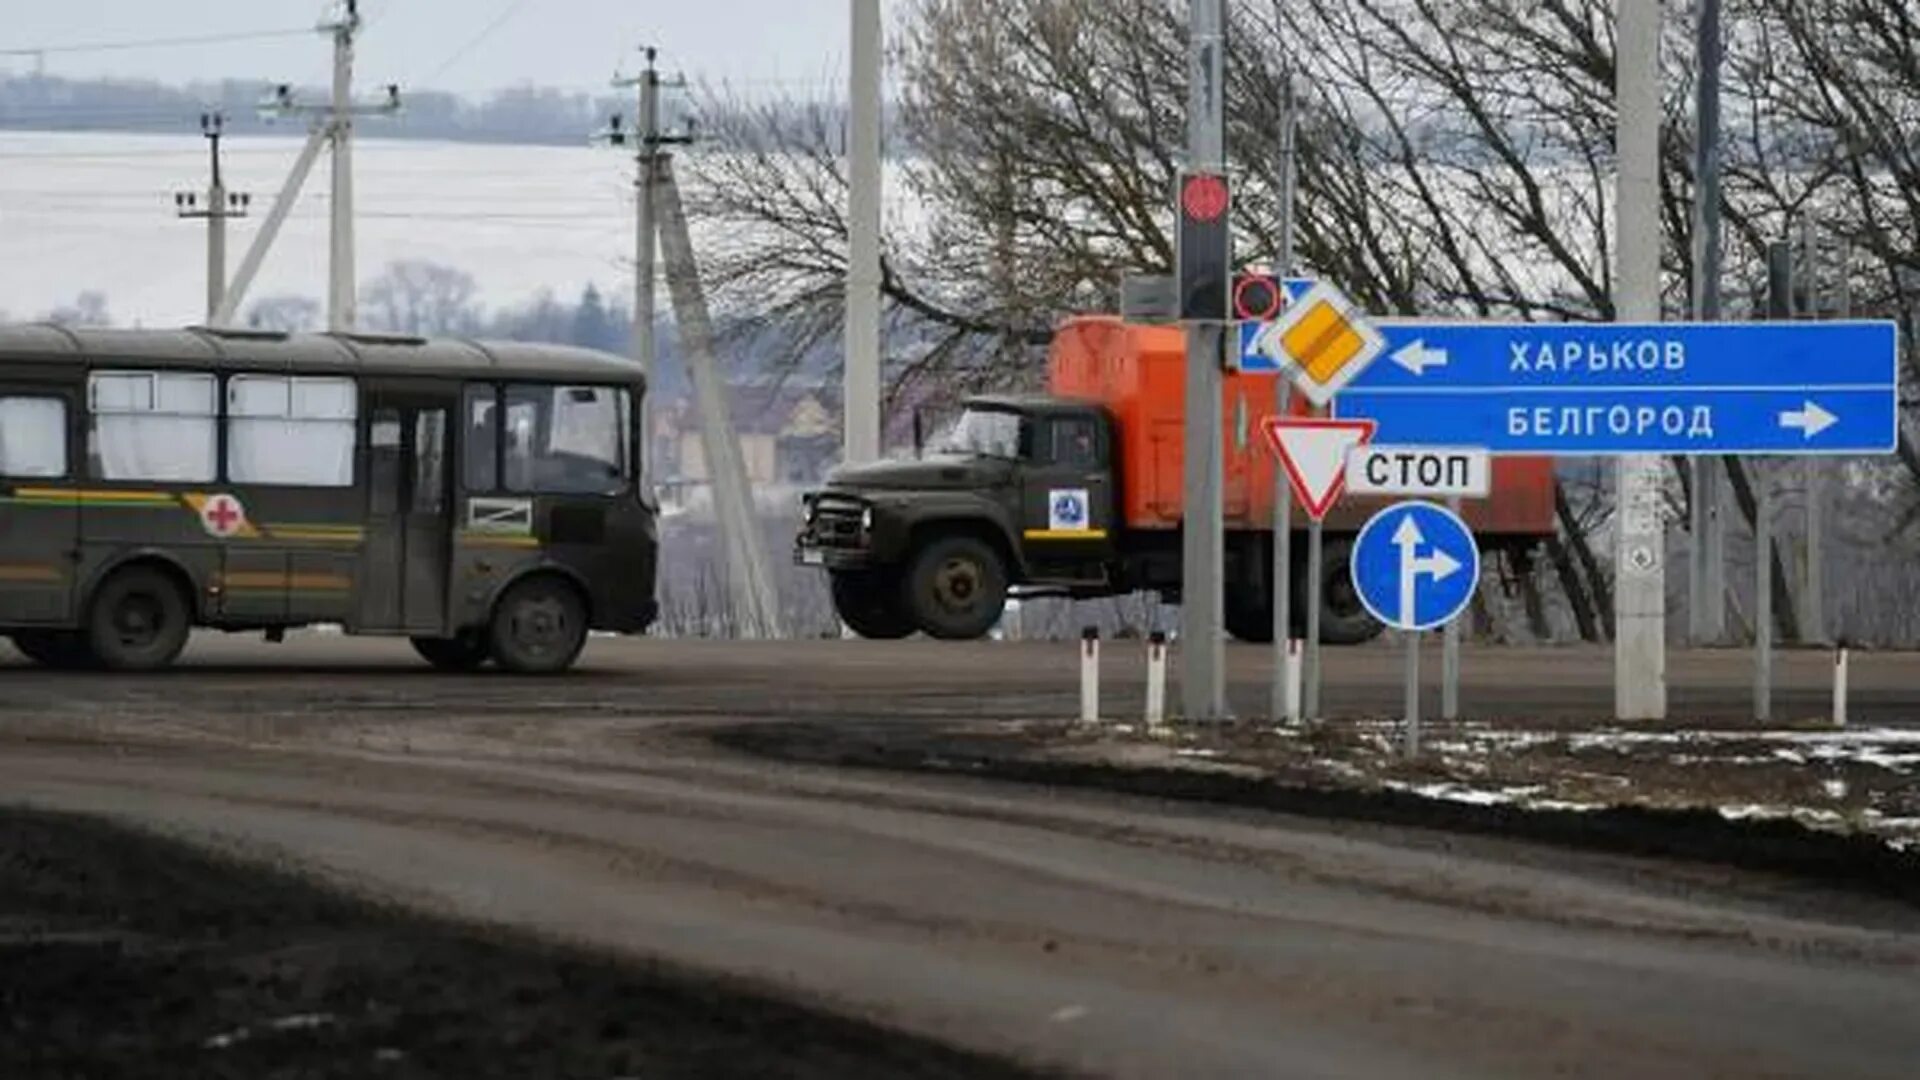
[2,1,888,99]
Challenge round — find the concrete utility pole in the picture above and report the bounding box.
[217,1,398,328]
[1614,0,1668,720]
[174,111,250,322]
[607,48,686,487]
[1270,66,1299,722]
[1181,0,1229,721]
[326,1,358,331]
[845,0,884,465]
[655,158,787,638]
[1688,0,1728,646]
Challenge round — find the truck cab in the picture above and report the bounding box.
[797,395,1118,639]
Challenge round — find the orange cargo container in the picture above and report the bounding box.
[1049,315,1557,539]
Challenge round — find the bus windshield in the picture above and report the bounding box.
[470,384,633,495]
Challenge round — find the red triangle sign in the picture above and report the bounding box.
[1261,417,1377,521]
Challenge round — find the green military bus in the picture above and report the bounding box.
[0,324,657,673]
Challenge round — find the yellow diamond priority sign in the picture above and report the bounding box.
[1247,280,1385,407]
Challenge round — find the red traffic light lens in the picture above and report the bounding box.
[1181,174,1229,223]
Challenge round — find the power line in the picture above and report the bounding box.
[416,0,531,88]
[0,27,311,57]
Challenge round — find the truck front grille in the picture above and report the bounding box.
[808,497,867,548]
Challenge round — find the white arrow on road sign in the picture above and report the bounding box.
[1389,339,1449,376]
[1777,400,1838,438]
[1261,417,1377,521]
[1391,515,1463,630]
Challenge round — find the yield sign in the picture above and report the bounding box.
[1261,417,1377,521]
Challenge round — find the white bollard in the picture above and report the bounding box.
[1283,639,1304,723]
[1145,631,1168,730]
[1079,626,1101,724]
[1833,647,1850,728]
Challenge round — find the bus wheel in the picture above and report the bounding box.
[490,577,587,674]
[903,535,1007,641]
[411,632,491,671]
[829,570,914,639]
[11,630,96,669]
[86,567,191,672]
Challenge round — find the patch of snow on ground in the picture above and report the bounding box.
[1382,781,1546,807]
[1718,804,1850,828]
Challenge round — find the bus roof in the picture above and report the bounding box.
[0,324,645,385]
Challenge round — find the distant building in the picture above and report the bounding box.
[654,382,841,495]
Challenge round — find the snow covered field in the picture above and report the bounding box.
[0,131,634,325]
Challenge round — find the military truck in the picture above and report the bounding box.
[796,316,1557,641]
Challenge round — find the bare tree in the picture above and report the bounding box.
[357,259,482,337]
[245,294,322,333]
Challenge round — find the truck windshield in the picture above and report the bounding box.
[934,407,1025,459]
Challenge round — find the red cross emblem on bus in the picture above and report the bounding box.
[199,493,248,538]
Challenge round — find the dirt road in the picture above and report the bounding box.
[3,635,1918,1077]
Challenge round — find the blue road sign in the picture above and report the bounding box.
[1326,320,1899,455]
[1351,501,1481,632]
[1236,277,1319,373]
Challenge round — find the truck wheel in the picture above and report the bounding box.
[1224,593,1274,643]
[1318,537,1385,645]
[411,632,491,671]
[490,576,588,674]
[11,630,96,669]
[903,535,1008,640]
[86,566,191,671]
[830,571,914,639]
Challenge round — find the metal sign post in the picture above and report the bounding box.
[1350,501,1481,756]
[1176,0,1230,722]
[1757,470,1774,722]
[1247,280,1391,722]
[1261,418,1378,722]
[1304,512,1324,720]
[1269,72,1301,723]
[1341,444,1488,721]
[1404,626,1422,756]
[1443,495,1464,721]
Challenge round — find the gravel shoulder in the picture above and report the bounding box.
[0,806,1047,1080]
[714,714,1920,909]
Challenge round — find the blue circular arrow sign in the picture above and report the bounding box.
[1350,500,1481,632]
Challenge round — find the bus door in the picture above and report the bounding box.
[359,387,454,634]
[0,383,81,624]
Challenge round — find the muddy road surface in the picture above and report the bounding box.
[3,635,1918,1077]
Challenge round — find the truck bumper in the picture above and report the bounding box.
[795,544,876,571]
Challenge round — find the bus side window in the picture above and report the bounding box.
[368,407,402,516]
[88,370,216,482]
[414,410,447,513]
[0,396,69,478]
[463,385,498,493]
[227,374,357,487]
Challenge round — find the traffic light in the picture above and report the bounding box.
[1176,170,1231,321]
[1232,272,1283,321]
